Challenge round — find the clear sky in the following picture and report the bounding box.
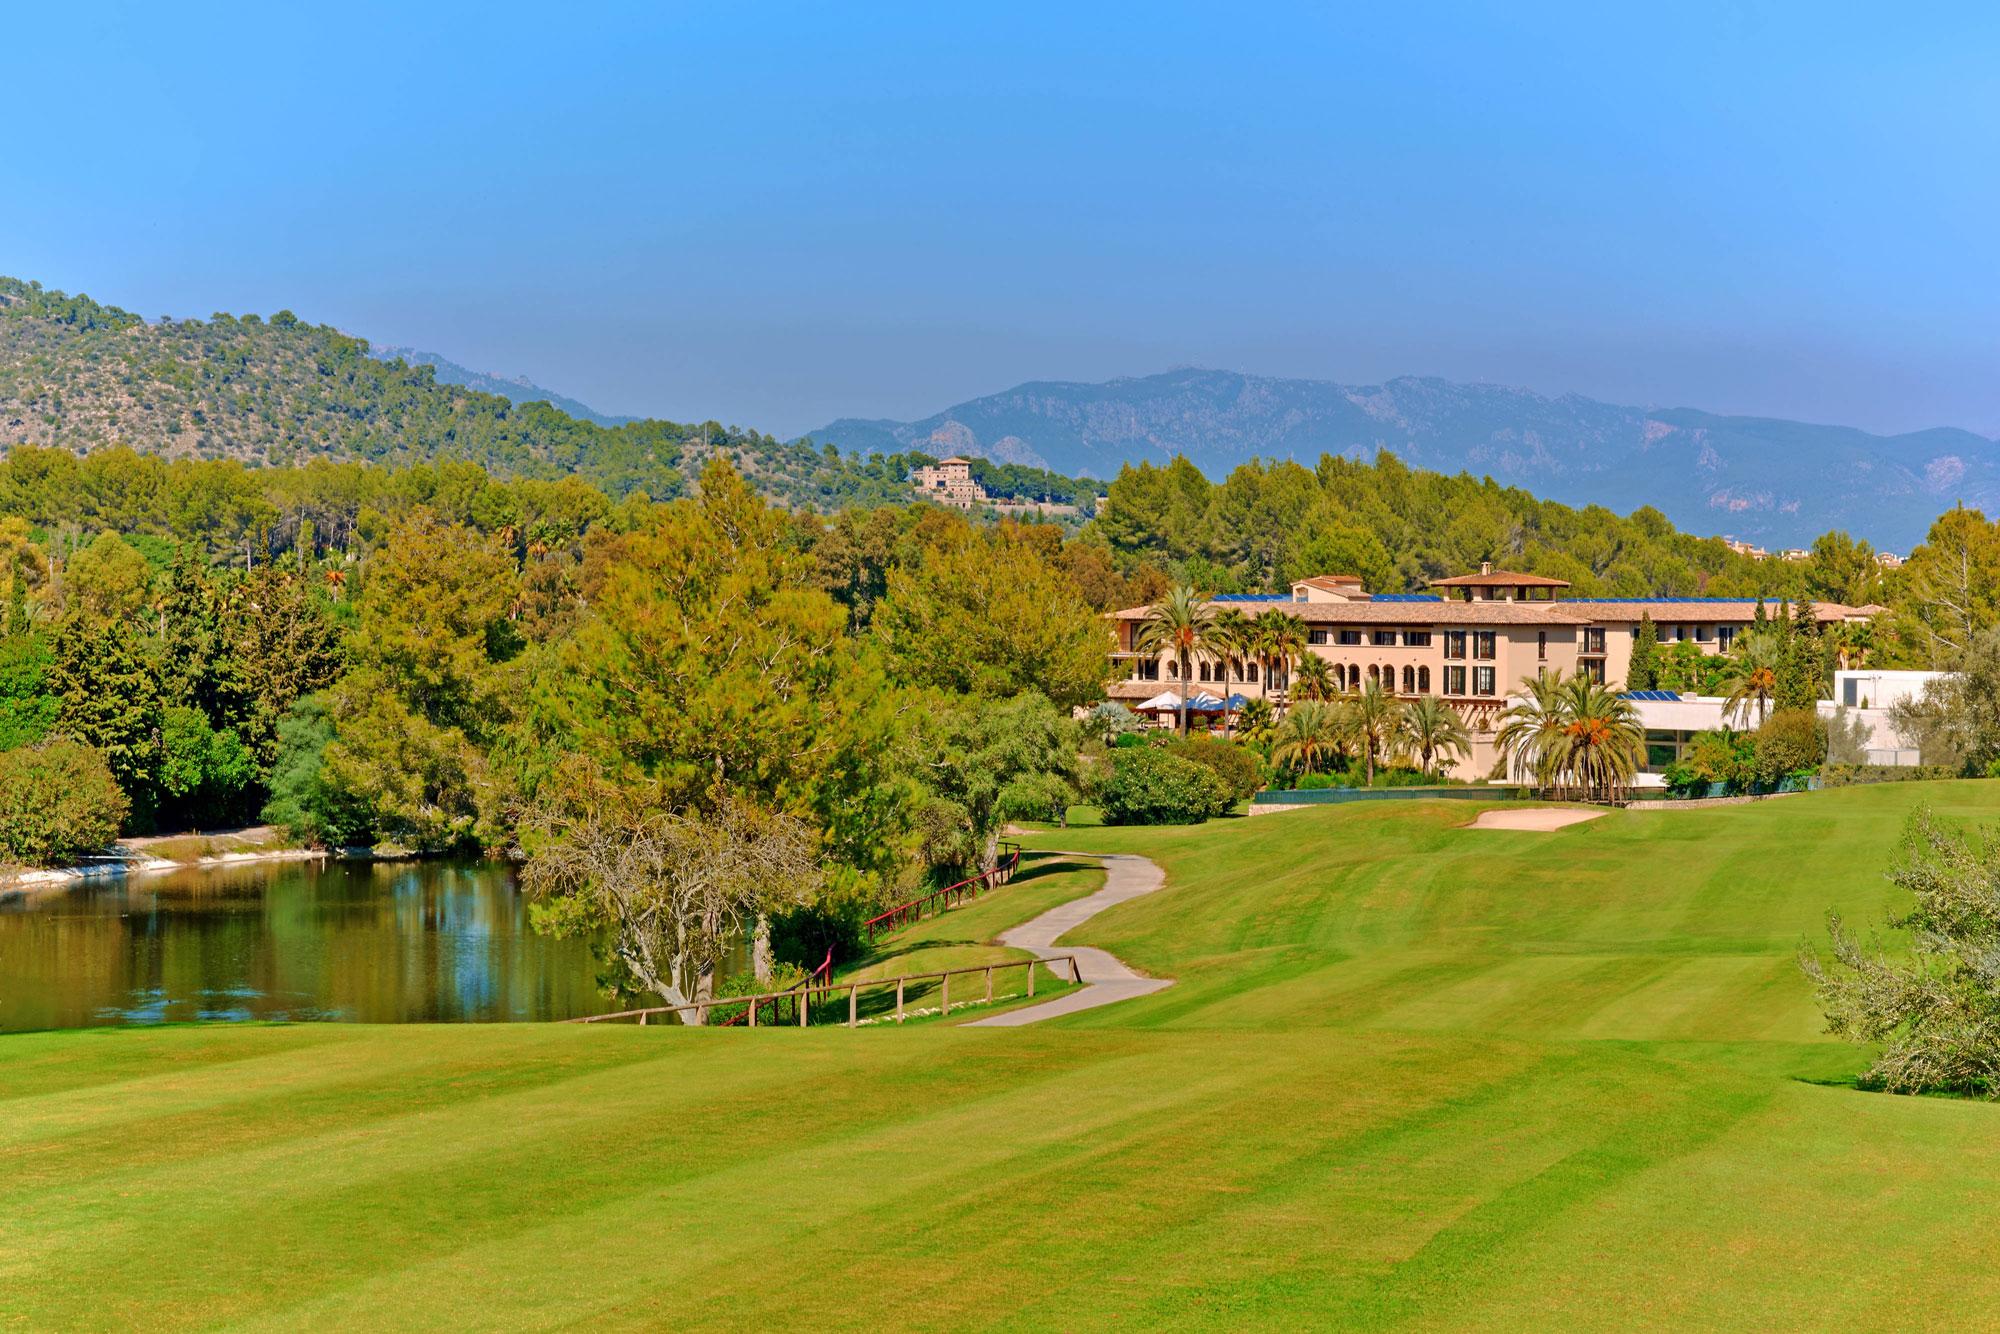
[8,2,1999,439]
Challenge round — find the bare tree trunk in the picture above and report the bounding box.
[752,914,772,985]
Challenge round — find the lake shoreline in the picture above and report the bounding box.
[0,839,423,903]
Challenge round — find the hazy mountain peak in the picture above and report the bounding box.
[807,369,1999,548]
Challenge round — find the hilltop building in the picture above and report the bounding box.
[909,456,1082,518]
[1106,562,1879,781]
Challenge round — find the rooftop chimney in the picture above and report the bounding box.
[1479,560,1493,576]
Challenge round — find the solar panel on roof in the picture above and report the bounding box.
[1619,690,1683,701]
[1211,593,1284,602]
[1372,594,1444,602]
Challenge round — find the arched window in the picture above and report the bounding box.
[1167,660,1180,679]
[1247,662,1258,683]
[1199,661,1211,682]
[1367,664,1379,683]
[1419,666,1431,692]
[1402,665,1416,693]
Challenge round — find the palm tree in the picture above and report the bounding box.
[1271,699,1346,777]
[1236,697,1277,745]
[1344,677,1401,786]
[1208,608,1254,735]
[1720,629,1781,728]
[1292,653,1337,702]
[1253,609,1306,701]
[1495,669,1571,795]
[1552,675,1644,802]
[1134,585,1215,736]
[1398,695,1472,778]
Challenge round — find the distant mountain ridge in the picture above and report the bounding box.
[367,345,633,427]
[808,368,2000,549]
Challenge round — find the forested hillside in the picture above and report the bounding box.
[0,278,972,511]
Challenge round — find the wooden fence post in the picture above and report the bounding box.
[848,984,858,1028]
[985,966,994,1004]
[941,972,951,1017]
[1027,961,1035,998]
[800,987,809,1028]
[747,997,756,1028]
[896,978,905,1023]
[638,1011,648,1027]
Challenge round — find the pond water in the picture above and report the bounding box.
[0,857,621,1033]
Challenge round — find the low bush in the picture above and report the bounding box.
[1112,732,1150,749]
[1099,748,1232,825]
[1819,764,1964,788]
[1753,708,1825,785]
[999,771,1075,824]
[0,738,128,866]
[1159,734,1265,802]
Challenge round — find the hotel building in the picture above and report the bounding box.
[1106,563,1875,780]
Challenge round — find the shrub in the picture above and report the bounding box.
[0,738,128,866]
[1160,734,1264,803]
[1818,764,1961,788]
[1752,708,1825,784]
[1099,748,1231,825]
[1293,772,1341,791]
[999,770,1076,824]
[1112,731,1149,749]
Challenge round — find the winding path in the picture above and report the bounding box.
[968,852,1174,1027]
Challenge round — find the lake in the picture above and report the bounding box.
[0,857,619,1033]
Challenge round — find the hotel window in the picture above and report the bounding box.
[1580,658,1606,684]
[1536,630,1547,661]
[1444,631,1467,659]
[1581,627,1606,655]
[1337,630,1363,646]
[1473,666,1496,696]
[1405,631,1432,647]
[1167,661,1179,679]
[1473,631,1496,660]
[1308,629,1330,646]
[1694,625,1713,643]
[1136,659,1159,681]
[1445,665,1467,695]
[1373,630,1398,646]
[1418,666,1431,692]
[1198,661,1211,682]
[1401,665,1416,693]
[1246,662,1258,682]
[1716,626,1736,651]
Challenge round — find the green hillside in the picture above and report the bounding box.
[0,277,964,511]
[7,782,1998,1328]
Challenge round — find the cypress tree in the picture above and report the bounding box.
[1628,613,1660,691]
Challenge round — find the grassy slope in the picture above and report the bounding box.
[7,784,2000,1329]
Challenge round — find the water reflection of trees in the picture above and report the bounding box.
[0,860,612,1031]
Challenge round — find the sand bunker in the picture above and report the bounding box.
[1467,807,1606,832]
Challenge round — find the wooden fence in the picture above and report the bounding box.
[863,841,1021,941]
[567,953,1082,1029]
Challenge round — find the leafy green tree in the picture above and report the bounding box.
[0,633,57,749]
[874,527,1111,710]
[63,530,151,624]
[1886,625,2000,775]
[262,695,373,845]
[1889,506,2000,666]
[49,617,161,818]
[155,705,258,829]
[0,738,127,865]
[913,691,1078,873]
[1627,614,1661,691]
[1751,708,1824,784]
[1802,808,2000,1095]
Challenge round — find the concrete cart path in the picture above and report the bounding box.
[968,852,1173,1027]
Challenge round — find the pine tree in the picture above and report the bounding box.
[1627,613,1661,690]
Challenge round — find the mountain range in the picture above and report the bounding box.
[809,368,2000,550]
[366,345,635,428]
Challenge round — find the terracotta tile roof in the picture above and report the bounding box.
[1111,598,1595,626]
[1294,574,1366,590]
[1428,569,1573,588]
[1578,600,1860,624]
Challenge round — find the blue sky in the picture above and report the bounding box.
[8,2,1999,438]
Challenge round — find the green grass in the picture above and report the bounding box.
[7,782,2000,1328]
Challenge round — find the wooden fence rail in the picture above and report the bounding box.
[863,842,1022,942]
[567,953,1082,1029]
